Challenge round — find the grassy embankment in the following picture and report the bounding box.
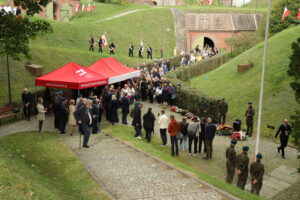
[0,132,109,200]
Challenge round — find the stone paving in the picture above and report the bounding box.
[62,132,229,200]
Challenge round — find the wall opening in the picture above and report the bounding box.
[203,37,214,49]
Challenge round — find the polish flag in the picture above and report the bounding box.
[87,3,91,12]
[82,3,86,12]
[281,6,290,21]
[75,4,80,12]
[206,0,212,5]
[297,9,300,20]
[102,34,107,46]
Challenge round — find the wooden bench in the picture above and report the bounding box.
[0,105,23,125]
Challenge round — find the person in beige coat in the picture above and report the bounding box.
[37,98,46,132]
[68,99,76,136]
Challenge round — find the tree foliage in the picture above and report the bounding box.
[270,0,300,34]
[0,0,52,60]
[288,38,300,149]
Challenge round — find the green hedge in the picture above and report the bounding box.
[130,55,183,69]
[165,54,231,122]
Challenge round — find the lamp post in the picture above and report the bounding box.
[255,0,272,156]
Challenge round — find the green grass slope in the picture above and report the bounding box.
[189,26,300,137]
[0,4,175,106]
[0,132,109,200]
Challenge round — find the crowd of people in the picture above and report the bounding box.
[0,4,22,16]
[180,45,219,66]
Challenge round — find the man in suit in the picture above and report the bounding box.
[275,119,292,158]
[245,102,255,136]
[147,44,152,60]
[59,97,68,134]
[129,42,134,57]
[204,117,216,160]
[91,99,100,134]
[132,102,143,139]
[21,88,32,121]
[121,93,130,125]
[74,99,93,148]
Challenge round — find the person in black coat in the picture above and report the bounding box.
[89,35,94,51]
[129,42,134,57]
[21,88,32,121]
[110,95,119,125]
[59,98,68,134]
[161,86,169,106]
[91,99,100,134]
[121,94,130,125]
[98,96,104,123]
[109,41,116,55]
[74,100,93,148]
[143,108,156,142]
[199,117,206,153]
[147,44,152,59]
[275,119,292,158]
[204,118,216,160]
[132,102,143,139]
[105,89,112,121]
[140,78,148,101]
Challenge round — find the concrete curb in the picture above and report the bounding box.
[103,132,240,200]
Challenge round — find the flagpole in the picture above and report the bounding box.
[255,0,271,156]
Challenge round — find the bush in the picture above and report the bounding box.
[270,0,300,34]
[130,55,183,69]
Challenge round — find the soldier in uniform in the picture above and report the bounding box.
[198,97,208,118]
[129,42,134,57]
[226,139,237,183]
[218,98,228,124]
[97,37,103,53]
[236,146,249,190]
[109,40,116,55]
[147,44,152,60]
[245,102,255,137]
[250,153,264,195]
[89,35,94,51]
[138,44,144,58]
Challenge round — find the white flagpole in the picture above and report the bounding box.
[255,0,271,156]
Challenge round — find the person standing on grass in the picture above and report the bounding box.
[37,98,46,133]
[74,100,93,148]
[275,119,292,159]
[147,44,152,60]
[158,110,168,147]
[121,93,130,125]
[168,115,181,156]
[89,35,94,51]
[68,100,77,136]
[187,116,200,156]
[138,43,144,58]
[97,37,103,53]
[236,146,250,190]
[250,153,264,195]
[109,40,116,55]
[203,117,216,160]
[143,108,156,142]
[245,102,255,137]
[198,117,206,154]
[159,45,163,59]
[132,102,143,139]
[22,88,32,121]
[129,42,134,57]
[226,139,237,184]
[179,117,189,151]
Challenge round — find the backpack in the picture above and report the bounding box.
[130,108,135,118]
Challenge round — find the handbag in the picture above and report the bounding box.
[176,132,184,140]
[188,124,199,139]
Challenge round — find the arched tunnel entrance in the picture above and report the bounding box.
[192,36,215,51]
[203,37,214,49]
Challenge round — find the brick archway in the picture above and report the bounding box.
[192,34,218,50]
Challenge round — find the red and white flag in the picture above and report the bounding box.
[281,6,290,21]
[82,3,86,12]
[75,4,80,12]
[297,9,300,20]
[102,33,107,46]
[87,3,91,12]
[92,3,96,9]
[206,0,212,5]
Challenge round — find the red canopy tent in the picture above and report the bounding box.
[87,57,140,84]
[35,62,108,89]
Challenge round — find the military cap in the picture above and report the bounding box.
[231,139,237,144]
[256,153,263,159]
[248,102,253,104]
[243,146,249,151]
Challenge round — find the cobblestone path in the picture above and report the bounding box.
[62,133,231,200]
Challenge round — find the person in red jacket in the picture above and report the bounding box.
[168,115,181,156]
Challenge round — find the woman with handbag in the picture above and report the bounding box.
[37,98,47,133]
[187,116,201,156]
[168,115,181,156]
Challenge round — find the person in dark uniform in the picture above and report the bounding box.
[74,100,93,148]
[218,98,228,125]
[109,40,115,55]
[140,78,148,101]
[198,117,206,153]
[250,153,264,195]
[275,119,292,158]
[53,92,61,129]
[105,89,112,122]
[147,44,152,60]
[132,102,143,139]
[89,35,94,51]
[129,42,134,57]
[226,139,237,184]
[138,44,143,58]
[91,99,100,134]
[97,37,103,53]
[148,81,154,103]
[245,102,255,137]
[59,98,68,134]
[110,95,119,125]
[198,97,208,118]
[21,88,32,121]
[143,108,156,142]
[236,146,250,190]
[121,93,130,125]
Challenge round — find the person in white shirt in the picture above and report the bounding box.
[121,84,130,98]
[158,110,169,147]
